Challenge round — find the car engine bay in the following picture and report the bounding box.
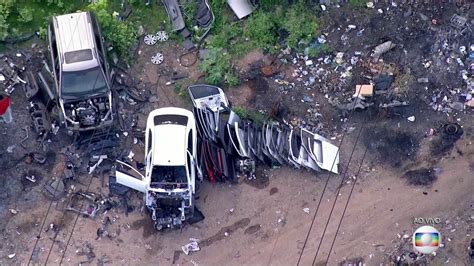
[63,95,112,129]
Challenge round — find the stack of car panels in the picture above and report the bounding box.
[188,85,340,183]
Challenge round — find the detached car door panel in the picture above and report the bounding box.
[115,160,146,193]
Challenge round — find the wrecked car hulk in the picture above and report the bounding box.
[115,107,202,230]
[48,11,114,132]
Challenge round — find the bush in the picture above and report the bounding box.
[0,0,14,40]
[45,0,65,8]
[86,0,137,59]
[208,23,242,49]
[18,7,34,23]
[199,47,240,87]
[245,11,277,50]
[306,43,332,57]
[280,3,319,48]
[232,106,267,124]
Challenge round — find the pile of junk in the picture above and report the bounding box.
[188,84,340,183]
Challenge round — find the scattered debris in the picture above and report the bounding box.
[76,242,96,264]
[372,41,396,59]
[354,84,374,97]
[182,238,200,255]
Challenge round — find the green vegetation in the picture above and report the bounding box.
[208,1,319,53]
[280,3,319,48]
[200,1,321,86]
[2,1,327,86]
[245,11,277,51]
[86,0,137,60]
[199,48,240,87]
[306,43,332,57]
[232,107,268,124]
[349,0,369,8]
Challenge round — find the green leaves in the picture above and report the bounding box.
[198,47,240,87]
[18,7,34,23]
[86,0,137,60]
[245,11,277,50]
[0,0,14,40]
[280,3,319,48]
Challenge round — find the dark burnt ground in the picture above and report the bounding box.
[402,167,438,186]
[235,3,471,170]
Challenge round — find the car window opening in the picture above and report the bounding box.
[61,66,107,96]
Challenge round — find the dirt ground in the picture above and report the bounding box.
[0,2,473,266]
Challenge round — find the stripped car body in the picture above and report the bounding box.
[48,12,113,131]
[115,107,200,230]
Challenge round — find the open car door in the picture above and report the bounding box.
[115,160,147,193]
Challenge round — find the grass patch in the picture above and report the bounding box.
[124,2,171,34]
[200,1,321,86]
[306,42,332,57]
[349,0,369,8]
[199,47,240,87]
[232,106,268,124]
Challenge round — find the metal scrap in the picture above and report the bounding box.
[66,191,115,219]
[182,238,200,255]
[188,85,340,182]
[29,100,51,140]
[227,0,255,19]
[161,0,185,31]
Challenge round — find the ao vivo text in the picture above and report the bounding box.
[413,217,442,224]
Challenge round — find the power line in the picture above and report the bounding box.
[28,182,59,265]
[323,147,368,264]
[58,171,96,264]
[295,137,346,266]
[28,143,75,265]
[311,118,367,265]
[58,128,112,264]
[44,193,74,263]
[296,84,366,266]
[308,49,403,265]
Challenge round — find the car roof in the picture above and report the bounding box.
[53,12,99,72]
[152,124,187,166]
[147,107,194,166]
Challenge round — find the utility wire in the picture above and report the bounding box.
[28,142,74,265]
[311,117,367,265]
[58,127,112,264]
[308,49,402,265]
[44,191,74,263]
[323,147,368,264]
[296,84,366,266]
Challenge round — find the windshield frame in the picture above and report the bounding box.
[60,66,109,97]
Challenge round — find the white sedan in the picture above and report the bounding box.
[115,107,201,230]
